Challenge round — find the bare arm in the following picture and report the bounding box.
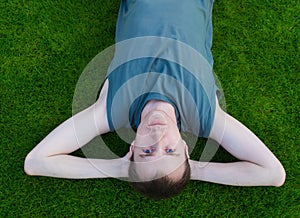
[24,80,130,179]
[190,96,286,186]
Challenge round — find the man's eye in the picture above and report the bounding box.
[166,148,176,153]
[143,148,154,154]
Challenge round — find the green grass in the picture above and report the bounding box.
[1,0,299,217]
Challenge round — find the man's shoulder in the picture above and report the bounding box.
[208,95,227,143]
[94,79,110,134]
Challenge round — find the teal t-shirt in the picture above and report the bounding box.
[106,0,218,138]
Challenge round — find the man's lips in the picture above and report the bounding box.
[148,112,167,126]
[149,120,167,126]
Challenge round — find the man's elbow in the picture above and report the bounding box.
[24,153,34,175]
[24,152,42,176]
[269,164,286,187]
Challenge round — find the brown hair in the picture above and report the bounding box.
[128,154,191,200]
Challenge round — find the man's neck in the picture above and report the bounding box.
[140,100,177,123]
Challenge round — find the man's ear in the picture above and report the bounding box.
[125,141,134,160]
[182,140,190,159]
[130,141,135,152]
[123,142,134,161]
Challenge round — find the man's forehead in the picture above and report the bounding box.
[135,153,180,161]
[134,155,186,170]
[134,159,186,182]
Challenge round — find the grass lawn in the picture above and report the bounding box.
[1,0,299,217]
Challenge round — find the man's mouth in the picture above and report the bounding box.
[148,112,167,126]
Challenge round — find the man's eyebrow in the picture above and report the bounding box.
[139,153,180,157]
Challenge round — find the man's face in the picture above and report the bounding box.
[131,109,188,181]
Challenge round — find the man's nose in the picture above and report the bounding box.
[150,125,166,135]
[149,126,166,143]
